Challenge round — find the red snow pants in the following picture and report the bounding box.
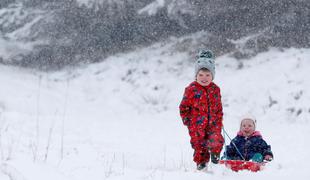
[188,126,224,164]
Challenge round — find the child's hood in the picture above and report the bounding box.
[237,130,262,138]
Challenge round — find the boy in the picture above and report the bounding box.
[179,50,224,170]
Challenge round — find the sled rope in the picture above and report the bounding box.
[223,127,228,159]
[222,127,246,160]
[202,87,245,160]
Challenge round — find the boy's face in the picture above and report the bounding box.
[240,119,255,137]
[196,70,212,86]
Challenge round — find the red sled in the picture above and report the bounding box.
[219,160,265,172]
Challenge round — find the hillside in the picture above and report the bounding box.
[1,0,309,69]
[0,38,309,179]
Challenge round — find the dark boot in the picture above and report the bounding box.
[196,163,207,170]
[211,153,220,164]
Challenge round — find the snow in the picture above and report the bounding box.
[0,40,309,179]
[75,0,124,8]
[0,2,46,61]
[138,0,165,16]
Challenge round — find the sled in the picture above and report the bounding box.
[219,160,265,172]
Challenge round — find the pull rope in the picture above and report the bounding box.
[201,85,245,161]
[222,127,228,160]
[222,127,246,161]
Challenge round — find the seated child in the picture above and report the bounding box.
[225,115,273,162]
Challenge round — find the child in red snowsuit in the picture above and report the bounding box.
[179,50,224,170]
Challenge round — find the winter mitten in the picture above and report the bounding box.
[251,153,263,162]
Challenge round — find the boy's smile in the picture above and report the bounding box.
[196,70,213,86]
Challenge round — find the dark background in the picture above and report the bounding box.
[1,0,309,70]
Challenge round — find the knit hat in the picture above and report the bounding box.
[194,50,215,79]
[240,113,257,130]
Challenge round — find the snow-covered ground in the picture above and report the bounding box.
[0,41,309,180]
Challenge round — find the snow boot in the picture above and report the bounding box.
[197,163,207,170]
[211,153,220,164]
[251,153,263,162]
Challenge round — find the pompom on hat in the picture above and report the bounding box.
[194,50,216,79]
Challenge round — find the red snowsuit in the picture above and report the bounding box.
[179,81,224,164]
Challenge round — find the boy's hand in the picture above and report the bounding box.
[264,155,273,161]
[182,117,191,126]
